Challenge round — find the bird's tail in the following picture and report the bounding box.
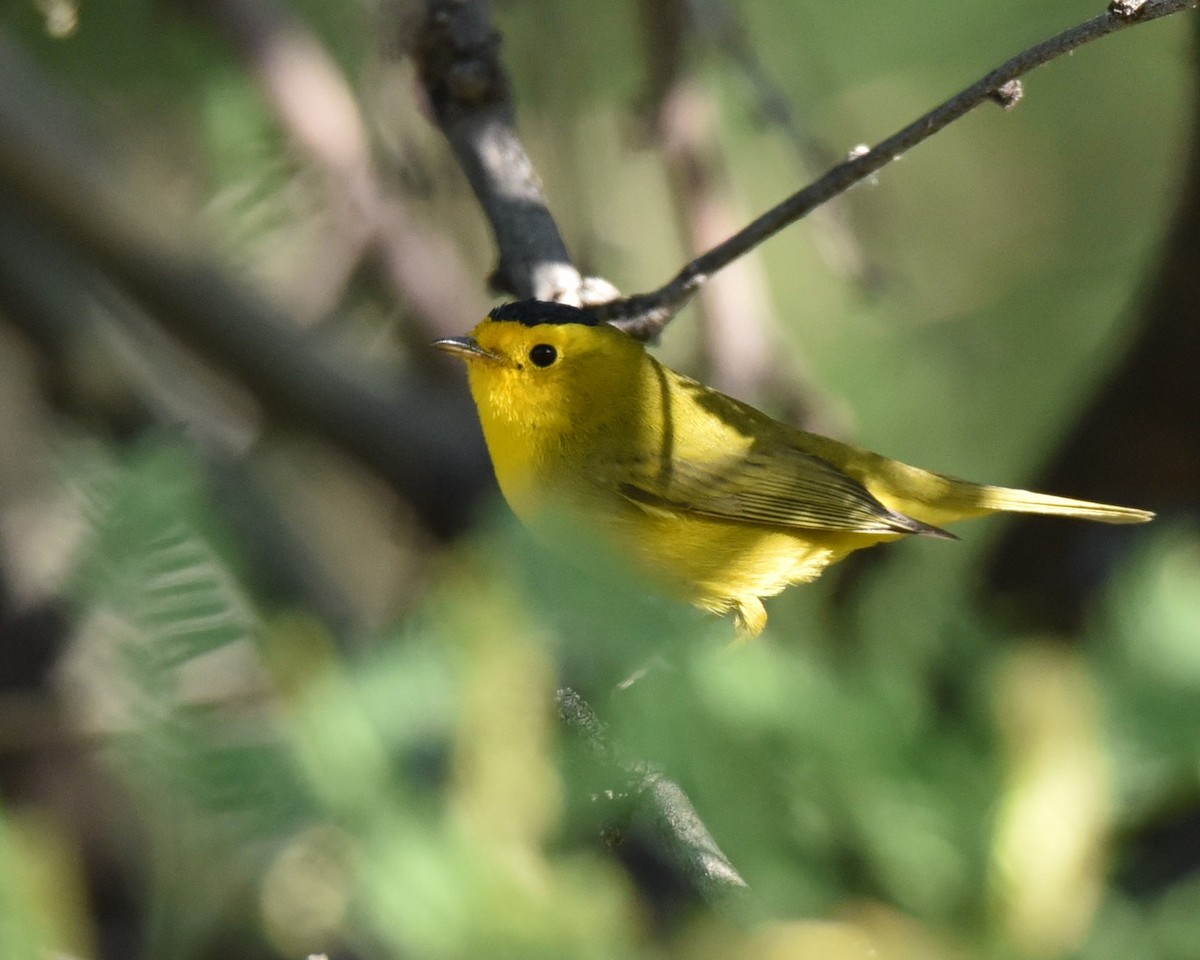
[971,485,1154,524]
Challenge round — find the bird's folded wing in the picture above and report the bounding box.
[616,448,951,537]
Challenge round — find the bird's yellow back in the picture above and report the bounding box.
[437,300,1152,635]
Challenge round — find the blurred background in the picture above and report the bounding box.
[1,1,1198,958]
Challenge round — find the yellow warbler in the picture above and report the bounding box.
[435,300,1152,636]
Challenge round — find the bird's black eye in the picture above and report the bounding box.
[529,344,557,367]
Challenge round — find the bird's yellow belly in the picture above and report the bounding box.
[613,511,844,608]
[487,440,894,634]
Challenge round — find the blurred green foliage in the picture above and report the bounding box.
[0,2,1197,959]
[7,436,1189,958]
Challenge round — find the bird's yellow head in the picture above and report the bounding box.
[434,300,646,438]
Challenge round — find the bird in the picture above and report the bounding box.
[434,299,1153,636]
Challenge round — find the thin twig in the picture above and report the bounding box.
[650,77,849,432]
[598,0,1198,338]
[632,0,854,433]
[637,0,782,404]
[653,81,780,400]
[687,0,879,288]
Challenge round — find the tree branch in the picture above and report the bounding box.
[411,0,585,303]
[0,33,491,539]
[556,687,750,909]
[599,0,1198,338]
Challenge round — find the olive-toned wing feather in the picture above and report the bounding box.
[617,447,954,539]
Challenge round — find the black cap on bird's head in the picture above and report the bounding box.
[488,300,602,327]
[433,298,631,368]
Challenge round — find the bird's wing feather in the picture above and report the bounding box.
[616,447,949,537]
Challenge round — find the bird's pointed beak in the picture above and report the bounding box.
[432,336,503,363]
